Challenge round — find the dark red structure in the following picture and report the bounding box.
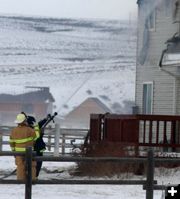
[89,114,180,156]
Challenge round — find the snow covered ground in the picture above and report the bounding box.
[1,154,180,199]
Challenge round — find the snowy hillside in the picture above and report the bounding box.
[0,15,137,115]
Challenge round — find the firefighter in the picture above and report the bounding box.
[26,115,47,177]
[21,112,57,177]
[9,113,39,180]
[21,112,48,176]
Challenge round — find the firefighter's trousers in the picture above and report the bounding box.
[15,156,36,180]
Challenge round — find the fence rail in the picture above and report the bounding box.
[1,147,179,199]
[0,179,151,185]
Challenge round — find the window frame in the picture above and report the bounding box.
[147,9,156,31]
[142,82,153,114]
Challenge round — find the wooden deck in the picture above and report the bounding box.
[89,114,180,150]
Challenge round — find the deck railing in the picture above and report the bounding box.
[90,114,180,149]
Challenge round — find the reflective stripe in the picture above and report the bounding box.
[40,149,46,153]
[14,147,26,152]
[14,147,34,152]
[10,147,34,152]
[34,124,40,140]
[9,137,34,144]
[34,125,39,131]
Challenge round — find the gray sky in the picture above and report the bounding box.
[0,0,137,20]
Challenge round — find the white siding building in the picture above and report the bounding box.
[136,0,180,115]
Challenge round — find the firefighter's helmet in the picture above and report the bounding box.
[14,113,26,124]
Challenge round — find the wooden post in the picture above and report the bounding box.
[0,133,2,152]
[25,147,32,199]
[54,123,60,156]
[61,134,65,155]
[146,148,154,199]
[47,130,51,151]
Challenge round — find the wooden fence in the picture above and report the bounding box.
[0,147,162,199]
[2,148,180,199]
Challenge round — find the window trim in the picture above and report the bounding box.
[147,9,156,31]
[142,81,153,114]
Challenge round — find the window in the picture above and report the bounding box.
[147,10,156,30]
[145,1,156,30]
[143,83,153,114]
[165,0,172,17]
